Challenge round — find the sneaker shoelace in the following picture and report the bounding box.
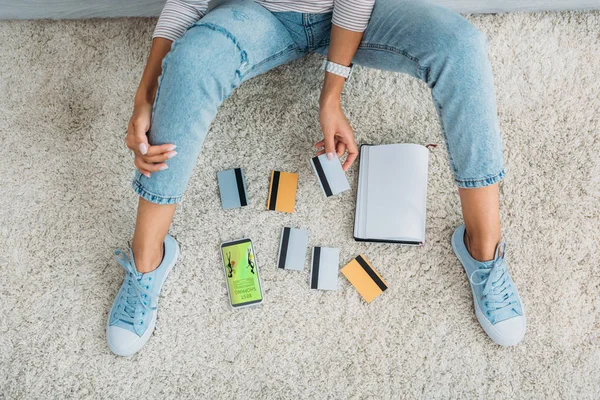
[468,243,518,323]
[113,249,157,325]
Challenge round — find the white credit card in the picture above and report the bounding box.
[310,247,340,291]
[310,154,350,197]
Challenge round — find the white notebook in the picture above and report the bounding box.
[354,144,429,245]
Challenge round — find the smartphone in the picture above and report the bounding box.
[220,238,263,308]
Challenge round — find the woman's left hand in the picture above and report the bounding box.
[315,98,358,171]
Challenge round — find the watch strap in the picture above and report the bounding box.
[322,60,353,82]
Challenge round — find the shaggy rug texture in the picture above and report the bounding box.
[1,10,599,400]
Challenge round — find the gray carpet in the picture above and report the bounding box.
[1,11,599,399]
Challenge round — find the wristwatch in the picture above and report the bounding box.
[322,59,354,82]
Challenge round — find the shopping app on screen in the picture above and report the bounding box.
[222,240,262,305]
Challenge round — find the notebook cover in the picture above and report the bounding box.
[353,144,426,245]
[217,168,248,210]
[277,227,309,271]
[267,171,298,213]
[309,247,339,290]
[310,154,350,197]
[341,254,388,303]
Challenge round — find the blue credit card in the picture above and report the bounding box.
[217,168,249,209]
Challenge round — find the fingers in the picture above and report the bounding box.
[342,151,358,171]
[125,125,176,157]
[134,156,168,175]
[130,145,175,178]
[125,120,177,178]
[324,131,336,161]
[136,145,177,177]
[336,141,346,158]
[315,137,347,156]
[125,119,176,157]
[142,150,177,163]
[145,143,176,156]
[133,118,150,155]
[316,138,339,157]
[341,138,358,171]
[125,124,138,153]
[317,141,350,164]
[125,121,147,156]
[125,130,148,156]
[125,106,176,178]
[316,139,346,158]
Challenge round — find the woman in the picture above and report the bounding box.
[106,0,526,356]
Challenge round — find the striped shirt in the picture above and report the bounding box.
[154,0,376,41]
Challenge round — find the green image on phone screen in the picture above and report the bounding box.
[221,239,262,307]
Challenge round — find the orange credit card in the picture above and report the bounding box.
[341,255,388,303]
[267,171,298,213]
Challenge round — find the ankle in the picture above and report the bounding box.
[465,231,500,262]
[132,242,163,274]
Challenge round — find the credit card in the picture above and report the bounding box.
[217,168,248,209]
[310,246,340,290]
[341,254,388,303]
[310,154,350,197]
[267,171,298,213]
[277,227,309,271]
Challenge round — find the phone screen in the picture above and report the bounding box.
[221,239,263,307]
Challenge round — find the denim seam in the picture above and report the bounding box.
[151,41,175,126]
[304,15,315,50]
[132,178,183,205]
[431,93,459,177]
[195,23,249,71]
[242,44,300,79]
[358,43,430,79]
[455,169,505,188]
[194,23,300,81]
[194,23,247,60]
[183,23,251,97]
[150,72,162,127]
[455,168,506,184]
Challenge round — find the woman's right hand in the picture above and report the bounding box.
[125,102,177,178]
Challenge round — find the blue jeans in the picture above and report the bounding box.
[133,0,505,204]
